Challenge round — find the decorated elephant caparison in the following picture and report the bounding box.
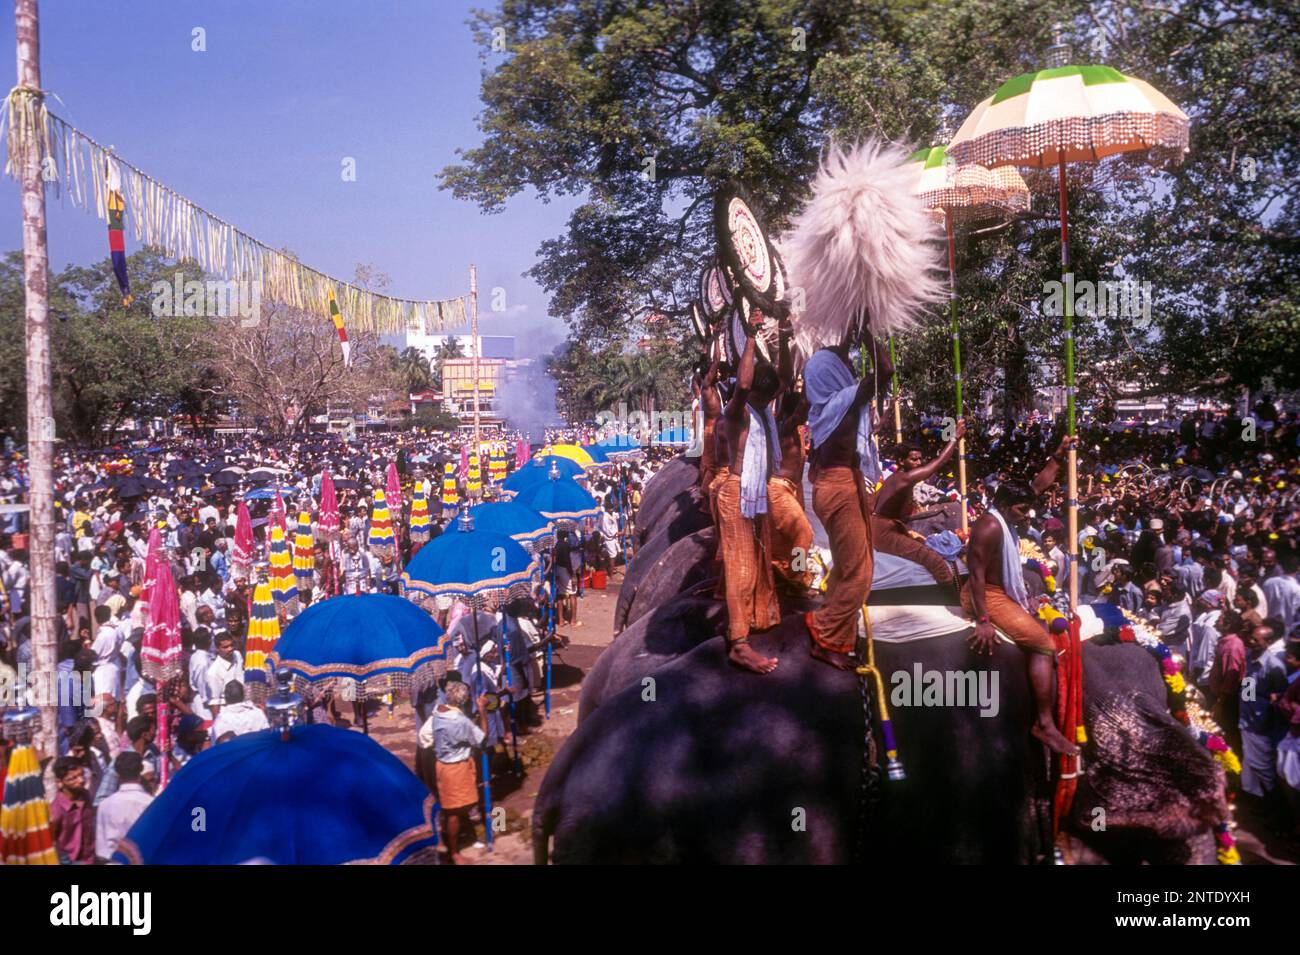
[533,456,1228,865]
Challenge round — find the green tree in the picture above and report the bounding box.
[398,346,433,395]
[448,0,1300,415]
[441,0,883,349]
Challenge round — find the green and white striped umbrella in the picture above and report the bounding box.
[947,65,1189,170]
[903,143,1031,533]
[905,145,1030,220]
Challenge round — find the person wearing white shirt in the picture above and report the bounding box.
[188,630,215,721]
[204,633,245,709]
[178,582,199,632]
[211,682,269,739]
[94,752,153,862]
[90,606,123,699]
[1262,569,1300,637]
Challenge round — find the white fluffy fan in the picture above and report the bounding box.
[783,140,946,358]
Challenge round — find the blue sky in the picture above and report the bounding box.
[0,0,576,355]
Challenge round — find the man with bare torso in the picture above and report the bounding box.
[695,342,724,516]
[963,435,1079,756]
[871,423,965,585]
[766,317,813,592]
[801,334,892,670]
[710,310,783,674]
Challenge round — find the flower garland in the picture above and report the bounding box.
[1114,608,1242,865]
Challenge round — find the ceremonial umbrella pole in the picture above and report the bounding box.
[467,499,555,765]
[400,508,539,852]
[948,36,1189,610]
[511,468,601,719]
[141,560,182,790]
[469,265,482,456]
[905,144,1031,535]
[887,337,903,445]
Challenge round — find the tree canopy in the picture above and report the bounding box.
[442,0,1300,416]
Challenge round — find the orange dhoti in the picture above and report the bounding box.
[808,466,873,654]
[711,469,779,641]
[870,513,954,583]
[959,582,1056,655]
[768,476,813,589]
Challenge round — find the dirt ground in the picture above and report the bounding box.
[367,574,622,865]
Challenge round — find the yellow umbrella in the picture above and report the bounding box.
[546,443,595,468]
[948,38,1189,610]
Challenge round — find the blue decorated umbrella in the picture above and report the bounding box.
[580,443,611,465]
[401,516,539,610]
[592,433,645,463]
[509,474,600,526]
[113,722,437,865]
[400,510,540,851]
[467,501,555,553]
[270,593,454,709]
[501,455,584,496]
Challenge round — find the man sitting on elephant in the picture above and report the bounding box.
[710,311,782,675]
[963,434,1079,756]
[872,422,965,586]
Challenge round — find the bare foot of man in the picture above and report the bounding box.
[804,612,856,670]
[1031,720,1080,757]
[727,640,778,674]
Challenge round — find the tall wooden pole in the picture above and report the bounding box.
[469,264,481,459]
[15,0,58,757]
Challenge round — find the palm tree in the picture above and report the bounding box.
[398,346,432,395]
[433,336,466,365]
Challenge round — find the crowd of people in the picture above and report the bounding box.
[0,426,666,863]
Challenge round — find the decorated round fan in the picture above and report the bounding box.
[724,298,773,366]
[689,301,710,344]
[769,241,788,311]
[698,262,733,322]
[715,183,780,313]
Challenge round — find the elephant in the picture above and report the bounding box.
[533,466,1230,865]
[619,528,718,632]
[634,455,700,544]
[614,521,715,632]
[580,593,726,724]
[536,608,1227,864]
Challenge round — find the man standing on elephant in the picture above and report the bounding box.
[766,315,813,593]
[802,333,892,671]
[871,423,965,587]
[695,341,724,517]
[711,311,782,674]
[963,435,1079,756]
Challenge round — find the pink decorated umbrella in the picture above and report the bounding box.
[270,489,289,538]
[385,462,403,514]
[141,561,182,790]
[140,527,162,608]
[516,440,529,469]
[318,471,340,541]
[459,446,469,480]
[232,501,254,581]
